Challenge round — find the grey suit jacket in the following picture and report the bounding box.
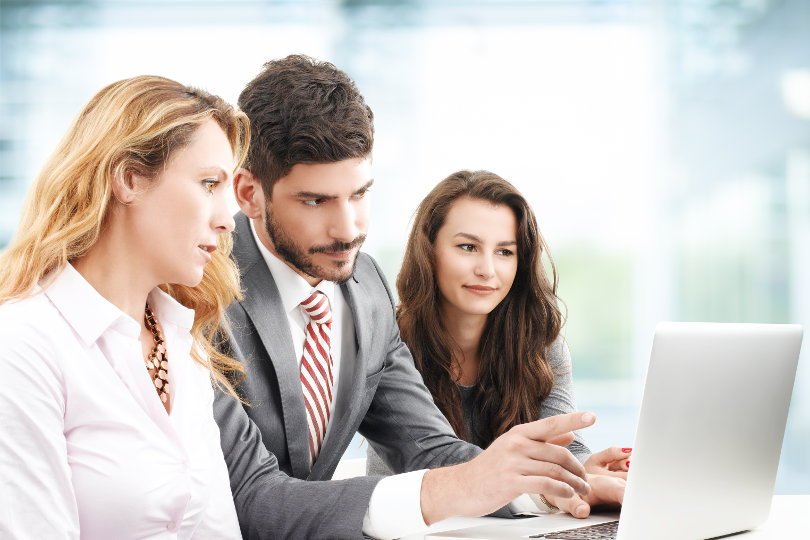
[214,212,481,539]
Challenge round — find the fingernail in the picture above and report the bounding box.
[626,460,630,468]
[622,448,632,453]
[581,412,595,424]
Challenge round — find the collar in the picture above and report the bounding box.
[146,287,196,333]
[44,263,195,346]
[249,219,336,313]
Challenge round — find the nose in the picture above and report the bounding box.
[329,199,360,242]
[212,190,235,234]
[474,254,495,279]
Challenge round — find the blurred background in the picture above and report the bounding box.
[1,0,808,492]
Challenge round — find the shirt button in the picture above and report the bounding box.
[167,521,176,530]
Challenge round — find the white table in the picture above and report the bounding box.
[401,495,809,539]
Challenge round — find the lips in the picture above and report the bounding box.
[322,249,353,260]
[464,285,497,294]
[198,244,216,262]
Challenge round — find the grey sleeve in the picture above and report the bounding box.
[365,443,394,476]
[214,389,380,539]
[540,336,592,463]
[357,256,482,474]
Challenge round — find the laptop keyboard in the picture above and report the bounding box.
[530,520,619,539]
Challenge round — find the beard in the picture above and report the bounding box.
[264,209,366,284]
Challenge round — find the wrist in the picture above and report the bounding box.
[529,493,560,513]
[420,465,467,525]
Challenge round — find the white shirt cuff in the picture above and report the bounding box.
[508,493,545,515]
[362,469,428,540]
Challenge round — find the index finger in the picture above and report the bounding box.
[518,412,596,442]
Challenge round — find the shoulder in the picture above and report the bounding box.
[0,294,65,369]
[229,212,264,277]
[547,334,572,371]
[352,252,384,281]
[0,294,61,341]
[351,252,395,303]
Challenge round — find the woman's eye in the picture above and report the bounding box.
[497,249,515,256]
[457,244,475,252]
[202,179,219,194]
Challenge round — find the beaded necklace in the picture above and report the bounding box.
[144,303,170,403]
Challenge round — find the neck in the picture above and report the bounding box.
[72,219,155,324]
[441,303,487,386]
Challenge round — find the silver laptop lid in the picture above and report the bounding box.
[618,322,802,540]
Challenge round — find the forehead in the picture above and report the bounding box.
[272,157,372,196]
[165,119,233,171]
[442,197,517,237]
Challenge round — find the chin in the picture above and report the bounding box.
[461,302,499,317]
[175,268,206,288]
[317,256,358,282]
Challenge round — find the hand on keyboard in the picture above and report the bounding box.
[542,473,625,518]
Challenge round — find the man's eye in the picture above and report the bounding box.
[303,199,323,206]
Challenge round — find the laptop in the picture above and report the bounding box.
[429,322,803,540]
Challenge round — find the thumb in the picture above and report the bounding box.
[550,493,591,519]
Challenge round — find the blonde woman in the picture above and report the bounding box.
[0,76,249,538]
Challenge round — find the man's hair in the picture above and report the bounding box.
[238,54,374,196]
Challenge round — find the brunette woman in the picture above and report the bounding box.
[367,170,627,517]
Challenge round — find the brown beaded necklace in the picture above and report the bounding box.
[144,303,170,403]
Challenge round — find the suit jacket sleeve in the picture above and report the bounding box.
[214,388,381,539]
[355,256,483,473]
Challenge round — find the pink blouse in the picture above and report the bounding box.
[0,264,241,539]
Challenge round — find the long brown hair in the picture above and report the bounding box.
[397,170,563,445]
[0,75,250,398]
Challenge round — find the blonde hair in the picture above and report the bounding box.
[0,75,250,398]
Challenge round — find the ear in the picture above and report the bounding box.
[233,168,266,219]
[111,170,147,205]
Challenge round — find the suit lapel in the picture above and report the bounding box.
[232,213,312,478]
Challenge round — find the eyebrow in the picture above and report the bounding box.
[453,232,517,247]
[198,166,229,179]
[293,179,375,200]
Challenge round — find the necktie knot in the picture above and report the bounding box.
[301,291,332,326]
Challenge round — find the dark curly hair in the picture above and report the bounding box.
[238,54,374,197]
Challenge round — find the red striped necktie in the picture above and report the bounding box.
[299,291,334,463]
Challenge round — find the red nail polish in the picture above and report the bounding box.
[626,460,630,468]
[622,448,632,453]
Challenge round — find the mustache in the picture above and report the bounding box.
[309,235,367,254]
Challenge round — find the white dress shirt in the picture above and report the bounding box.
[0,264,241,539]
[251,222,429,539]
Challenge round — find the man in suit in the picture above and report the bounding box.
[214,55,598,539]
